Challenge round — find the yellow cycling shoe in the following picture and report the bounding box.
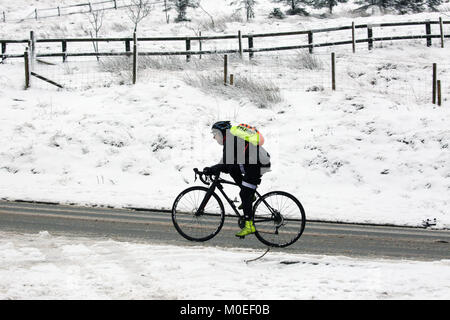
[235,220,256,238]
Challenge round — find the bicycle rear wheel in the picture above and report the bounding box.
[253,191,306,248]
[172,186,225,242]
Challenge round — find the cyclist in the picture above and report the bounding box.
[203,121,271,238]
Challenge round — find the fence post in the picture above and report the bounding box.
[352,21,356,53]
[230,74,234,86]
[425,20,432,47]
[1,42,6,63]
[433,63,437,104]
[2,11,5,23]
[248,35,254,60]
[30,30,36,68]
[133,32,137,84]
[62,40,67,62]
[238,30,243,58]
[186,37,191,62]
[224,54,228,85]
[439,17,444,48]
[57,6,61,16]
[308,31,313,54]
[35,9,38,20]
[125,39,130,54]
[114,0,117,9]
[331,52,336,91]
[437,80,442,106]
[367,25,373,50]
[24,48,31,89]
[199,31,202,60]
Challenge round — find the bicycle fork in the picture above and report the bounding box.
[196,184,217,216]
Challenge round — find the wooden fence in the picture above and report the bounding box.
[1,18,449,63]
[0,0,145,23]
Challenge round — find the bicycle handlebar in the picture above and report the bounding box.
[193,168,218,185]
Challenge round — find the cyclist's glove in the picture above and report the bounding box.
[203,167,215,175]
[203,165,222,175]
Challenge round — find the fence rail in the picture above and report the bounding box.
[13,27,448,107]
[1,18,449,62]
[1,0,163,23]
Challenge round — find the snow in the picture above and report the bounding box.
[0,230,449,300]
[0,0,449,299]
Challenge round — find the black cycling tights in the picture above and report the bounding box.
[227,165,261,221]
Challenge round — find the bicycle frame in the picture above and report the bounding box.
[197,174,280,222]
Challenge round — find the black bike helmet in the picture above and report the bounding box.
[211,121,232,133]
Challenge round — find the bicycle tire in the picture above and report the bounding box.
[172,186,225,242]
[253,191,306,248]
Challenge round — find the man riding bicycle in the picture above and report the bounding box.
[203,121,271,238]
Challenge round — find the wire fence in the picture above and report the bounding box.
[1,3,448,111]
[2,16,449,60]
[1,0,165,23]
[31,57,118,90]
[21,48,449,107]
[334,53,438,105]
[218,51,449,106]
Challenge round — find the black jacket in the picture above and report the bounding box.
[214,132,271,175]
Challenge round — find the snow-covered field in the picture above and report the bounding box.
[0,0,449,300]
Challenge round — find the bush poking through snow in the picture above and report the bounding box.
[269,7,286,19]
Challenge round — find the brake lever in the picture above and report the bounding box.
[194,168,198,182]
[201,174,210,185]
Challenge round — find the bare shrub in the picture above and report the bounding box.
[85,10,105,61]
[127,0,153,32]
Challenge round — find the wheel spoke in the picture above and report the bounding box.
[172,187,225,242]
[253,191,306,247]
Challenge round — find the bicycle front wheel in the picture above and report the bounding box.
[172,186,225,242]
[253,191,306,248]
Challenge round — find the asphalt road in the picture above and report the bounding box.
[0,200,449,261]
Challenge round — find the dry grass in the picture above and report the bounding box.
[99,54,282,108]
[291,50,324,70]
[99,54,228,73]
[184,72,282,108]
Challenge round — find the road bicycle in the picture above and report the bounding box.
[171,168,306,248]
